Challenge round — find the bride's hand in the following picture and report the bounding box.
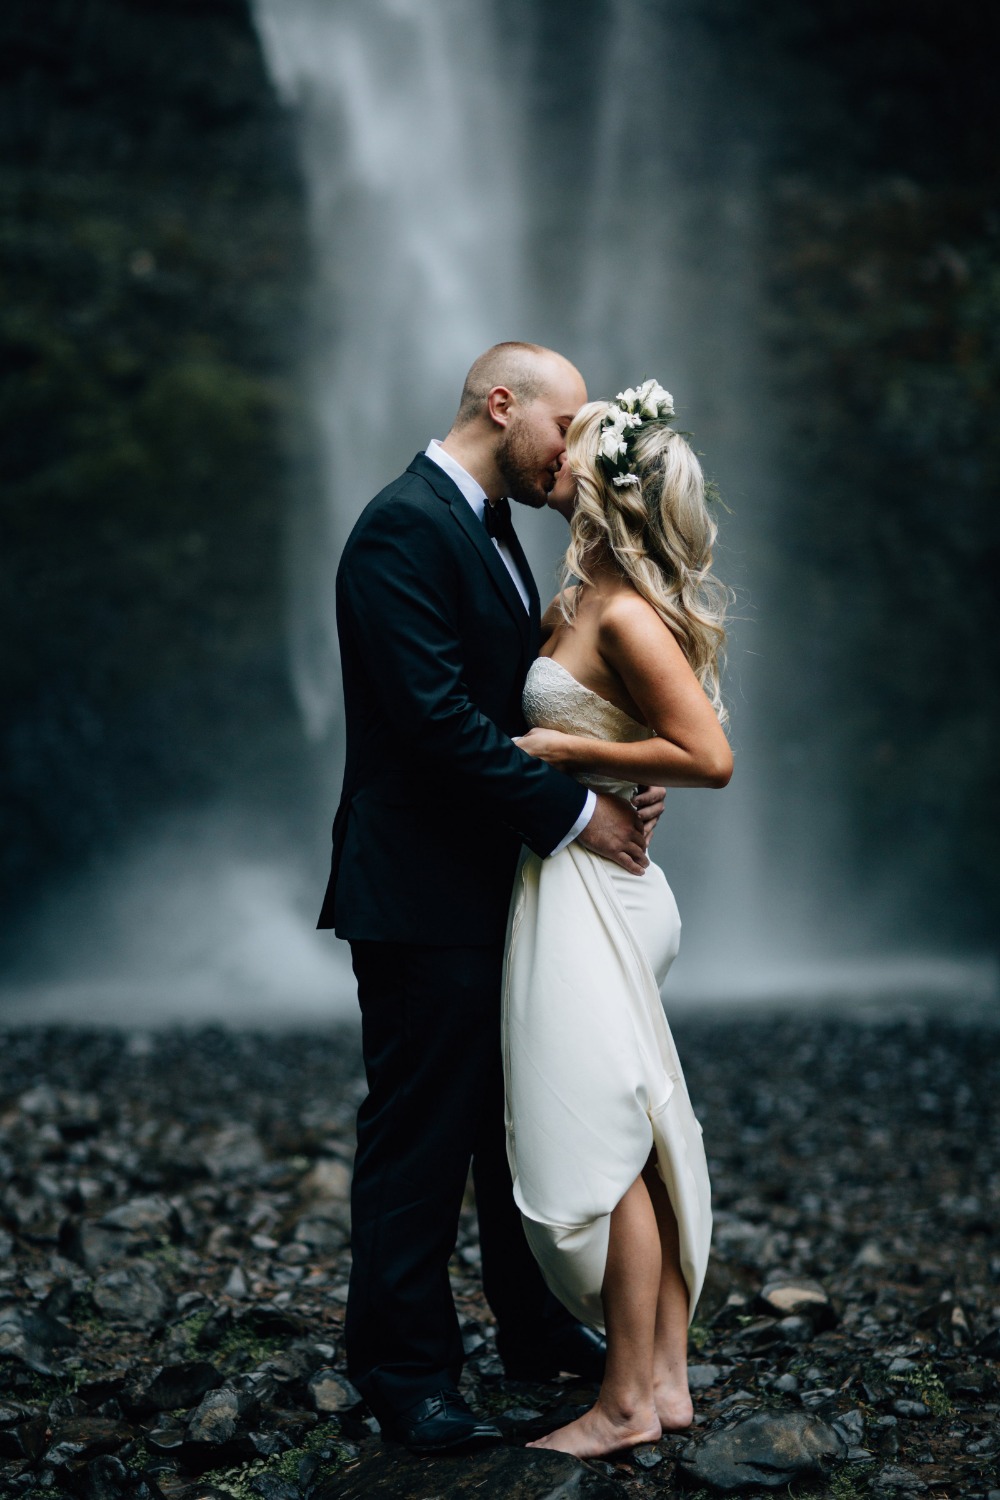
[513,727,576,767]
[633,785,667,847]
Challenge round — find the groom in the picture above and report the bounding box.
[319,343,656,1453]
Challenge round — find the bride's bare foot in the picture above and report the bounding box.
[653,1379,693,1432]
[526,1400,661,1458]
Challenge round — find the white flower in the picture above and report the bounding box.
[638,379,674,419]
[617,387,638,410]
[599,429,629,464]
[612,473,640,488]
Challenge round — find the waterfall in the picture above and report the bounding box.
[250,0,997,1009]
[252,0,530,742]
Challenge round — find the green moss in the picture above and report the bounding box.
[887,1363,952,1417]
[688,1319,710,1350]
[201,1422,356,1500]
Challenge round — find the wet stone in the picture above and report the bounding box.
[121,1361,223,1415]
[892,1398,931,1419]
[311,1443,623,1499]
[78,1454,141,1500]
[100,1195,183,1243]
[633,1443,662,1468]
[755,1272,837,1330]
[871,1465,930,1493]
[307,1368,362,1414]
[0,1412,48,1461]
[688,1362,724,1390]
[93,1263,171,1329]
[247,1478,301,1500]
[680,1409,847,1491]
[44,1416,134,1467]
[186,1384,257,1445]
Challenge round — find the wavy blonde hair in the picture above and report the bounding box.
[561,401,731,724]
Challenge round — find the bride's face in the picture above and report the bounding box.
[546,455,577,520]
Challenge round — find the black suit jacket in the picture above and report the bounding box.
[317,453,587,945]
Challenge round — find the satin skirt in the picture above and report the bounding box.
[502,843,712,1333]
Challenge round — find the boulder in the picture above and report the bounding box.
[679,1409,847,1491]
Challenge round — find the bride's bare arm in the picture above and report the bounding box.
[518,594,733,789]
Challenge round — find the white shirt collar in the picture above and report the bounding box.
[425,439,486,520]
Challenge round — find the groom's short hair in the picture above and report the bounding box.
[454,341,551,427]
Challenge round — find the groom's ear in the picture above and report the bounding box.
[486,385,515,428]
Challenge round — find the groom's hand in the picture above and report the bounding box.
[578,793,649,875]
[633,785,667,848]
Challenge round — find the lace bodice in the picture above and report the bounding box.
[522,656,654,799]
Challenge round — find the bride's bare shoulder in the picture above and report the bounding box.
[540,586,579,644]
[598,588,683,657]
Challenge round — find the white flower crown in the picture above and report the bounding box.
[596,379,675,489]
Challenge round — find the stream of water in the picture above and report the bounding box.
[248,0,996,1010]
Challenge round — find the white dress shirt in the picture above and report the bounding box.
[424,440,595,855]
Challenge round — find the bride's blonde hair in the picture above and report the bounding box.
[561,401,731,724]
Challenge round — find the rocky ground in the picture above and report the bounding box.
[0,1011,997,1499]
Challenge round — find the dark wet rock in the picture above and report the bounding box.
[947,1364,996,1397]
[307,1368,362,1414]
[94,1264,172,1329]
[222,1264,249,1300]
[0,1019,998,1492]
[65,1219,133,1271]
[78,1454,167,1500]
[193,1306,233,1351]
[871,1465,930,1493]
[146,1418,189,1456]
[198,1124,266,1180]
[237,1306,308,1341]
[186,1383,258,1446]
[101,1196,184,1244]
[755,1272,837,1330]
[300,1159,352,1202]
[975,1327,1000,1359]
[248,1478,300,1500]
[775,1314,812,1343]
[0,1301,77,1375]
[0,1412,48,1461]
[311,1443,623,1499]
[44,1416,135,1467]
[892,1398,930,1419]
[121,1361,223,1416]
[633,1443,662,1468]
[174,1488,242,1500]
[830,1408,865,1446]
[679,1409,847,1491]
[292,1211,348,1255]
[872,1416,901,1457]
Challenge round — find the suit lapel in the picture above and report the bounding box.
[407,454,535,654]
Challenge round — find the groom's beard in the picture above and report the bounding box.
[495,415,553,509]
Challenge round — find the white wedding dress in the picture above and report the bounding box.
[502,656,712,1334]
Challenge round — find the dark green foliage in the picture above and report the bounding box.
[0,0,312,917]
[748,4,1000,943]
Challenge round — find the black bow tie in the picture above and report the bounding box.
[483,496,515,546]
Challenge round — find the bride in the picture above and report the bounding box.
[503,381,733,1458]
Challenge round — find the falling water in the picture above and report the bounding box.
[246,0,995,1011]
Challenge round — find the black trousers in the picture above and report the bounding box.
[345,940,568,1418]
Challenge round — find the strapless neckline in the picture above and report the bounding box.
[532,656,648,734]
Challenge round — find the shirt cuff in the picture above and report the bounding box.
[548,789,597,857]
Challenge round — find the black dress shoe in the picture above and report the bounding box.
[498,1322,607,1382]
[382,1388,503,1454]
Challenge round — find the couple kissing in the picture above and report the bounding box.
[318,342,732,1458]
